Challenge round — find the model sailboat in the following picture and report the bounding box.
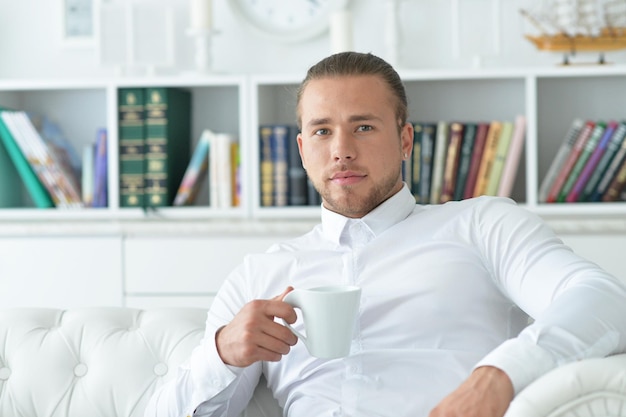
[520,0,626,64]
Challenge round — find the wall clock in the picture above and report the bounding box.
[229,0,350,43]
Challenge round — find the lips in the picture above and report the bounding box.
[330,170,366,186]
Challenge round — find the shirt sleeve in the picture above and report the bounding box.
[471,197,626,394]
[144,263,263,417]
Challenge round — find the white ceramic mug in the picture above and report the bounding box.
[283,285,361,359]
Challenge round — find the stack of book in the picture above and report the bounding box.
[0,109,86,209]
[173,129,241,208]
[539,119,626,203]
[408,116,526,204]
[259,124,321,207]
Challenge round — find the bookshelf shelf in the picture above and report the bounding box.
[0,66,624,224]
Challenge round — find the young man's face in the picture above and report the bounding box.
[297,75,413,218]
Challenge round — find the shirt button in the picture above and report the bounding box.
[0,367,11,380]
[74,363,88,377]
[153,363,168,376]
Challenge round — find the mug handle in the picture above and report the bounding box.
[282,291,307,344]
[282,318,307,343]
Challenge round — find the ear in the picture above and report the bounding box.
[401,122,414,160]
[297,133,306,169]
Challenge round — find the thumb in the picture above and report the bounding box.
[273,286,294,301]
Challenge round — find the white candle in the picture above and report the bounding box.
[190,0,212,31]
[330,10,353,53]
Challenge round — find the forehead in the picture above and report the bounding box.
[298,75,395,117]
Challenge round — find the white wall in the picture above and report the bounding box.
[2,0,625,79]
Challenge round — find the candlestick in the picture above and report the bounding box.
[330,10,353,53]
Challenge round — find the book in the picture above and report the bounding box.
[497,115,526,198]
[230,141,241,207]
[462,122,489,200]
[1,111,82,208]
[545,120,595,203]
[430,121,448,203]
[485,121,514,196]
[590,127,626,202]
[581,122,626,202]
[81,144,94,207]
[537,119,584,203]
[419,123,437,204]
[0,110,54,208]
[144,87,192,207]
[453,122,477,201]
[93,128,108,208]
[288,125,307,206]
[259,125,274,206]
[411,123,423,203]
[602,156,626,202]
[566,121,617,203]
[473,121,502,197]
[173,129,211,206]
[440,122,463,203]
[118,88,145,208]
[271,125,289,207]
[556,122,606,202]
[209,132,236,208]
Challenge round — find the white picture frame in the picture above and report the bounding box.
[61,0,97,47]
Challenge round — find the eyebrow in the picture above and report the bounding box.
[305,113,381,129]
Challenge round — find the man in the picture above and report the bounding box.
[145,52,626,417]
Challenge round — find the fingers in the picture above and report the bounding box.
[215,290,299,367]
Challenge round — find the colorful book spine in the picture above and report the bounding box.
[463,122,489,200]
[92,128,108,208]
[173,129,211,206]
[453,122,477,201]
[545,121,595,203]
[440,122,463,203]
[259,125,274,207]
[497,115,526,198]
[473,121,502,197]
[556,122,606,202]
[590,129,626,202]
[538,119,584,203]
[209,132,235,208]
[411,123,423,203]
[581,122,626,202]
[602,156,626,202]
[144,87,191,207]
[419,123,436,204]
[566,121,617,203]
[486,121,514,196]
[0,110,54,208]
[271,125,289,207]
[288,125,308,206]
[430,121,448,204]
[118,88,145,208]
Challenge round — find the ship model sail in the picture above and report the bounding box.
[520,0,626,64]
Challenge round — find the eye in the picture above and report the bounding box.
[356,125,373,132]
[314,128,330,136]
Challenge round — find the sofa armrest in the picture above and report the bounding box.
[505,354,626,417]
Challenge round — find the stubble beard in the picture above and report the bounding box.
[312,164,403,218]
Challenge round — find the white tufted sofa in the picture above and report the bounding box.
[0,307,625,417]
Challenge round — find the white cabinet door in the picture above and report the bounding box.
[123,236,280,305]
[0,236,123,308]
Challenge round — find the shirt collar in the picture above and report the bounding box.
[321,184,417,246]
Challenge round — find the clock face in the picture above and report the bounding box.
[230,0,349,42]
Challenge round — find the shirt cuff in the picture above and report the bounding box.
[474,338,557,395]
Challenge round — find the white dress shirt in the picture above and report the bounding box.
[146,185,626,417]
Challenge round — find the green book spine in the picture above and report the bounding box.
[144,87,191,207]
[453,122,477,201]
[0,111,54,208]
[557,122,606,202]
[118,88,145,208]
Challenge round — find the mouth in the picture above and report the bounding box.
[329,170,366,186]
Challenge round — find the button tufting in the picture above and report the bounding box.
[0,367,11,380]
[153,362,168,376]
[73,363,88,377]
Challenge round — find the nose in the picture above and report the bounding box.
[331,129,357,162]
